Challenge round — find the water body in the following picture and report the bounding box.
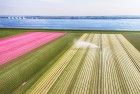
[0,16,140,31]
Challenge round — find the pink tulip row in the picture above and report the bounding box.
[0,32,53,53]
[0,32,50,46]
[0,32,65,65]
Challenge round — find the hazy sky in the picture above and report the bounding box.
[0,0,140,16]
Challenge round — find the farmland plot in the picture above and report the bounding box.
[26,34,140,94]
[0,32,82,94]
[0,32,140,94]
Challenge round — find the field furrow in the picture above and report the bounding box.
[26,34,89,94]
[116,35,140,70]
[70,34,100,94]
[109,34,140,94]
[48,34,92,94]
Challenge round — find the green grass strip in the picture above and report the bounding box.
[123,33,140,51]
[0,29,26,38]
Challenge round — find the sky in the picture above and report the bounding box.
[0,0,140,16]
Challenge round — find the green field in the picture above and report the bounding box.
[0,29,140,94]
[0,29,26,38]
[124,33,140,51]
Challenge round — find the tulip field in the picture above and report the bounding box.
[0,30,140,94]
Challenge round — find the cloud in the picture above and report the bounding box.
[0,0,140,15]
[40,0,63,3]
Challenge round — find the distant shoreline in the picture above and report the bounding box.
[1,16,140,31]
[0,28,140,33]
[1,16,140,19]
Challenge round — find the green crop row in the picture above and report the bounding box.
[0,29,26,38]
[26,34,90,94]
[26,34,140,94]
[0,33,82,94]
